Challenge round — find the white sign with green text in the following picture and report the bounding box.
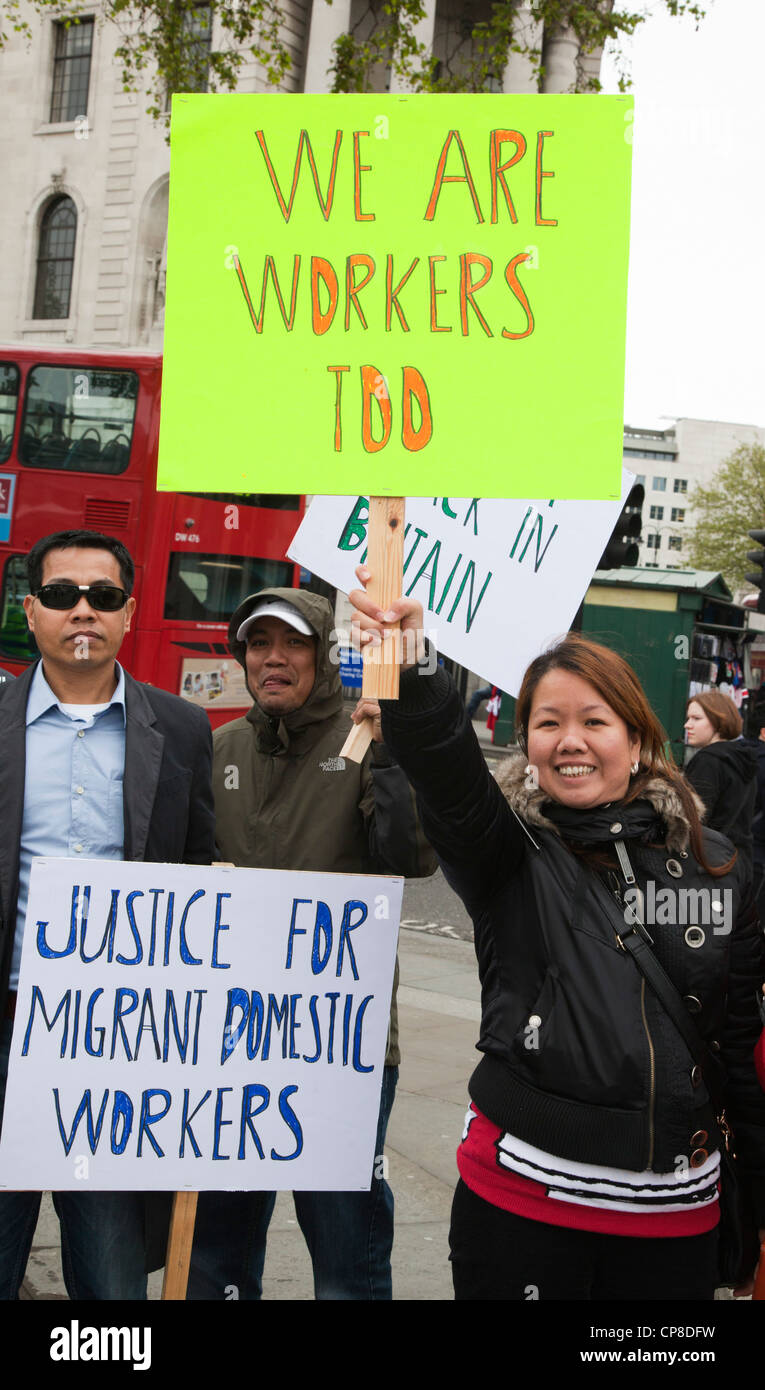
[288,476,634,692]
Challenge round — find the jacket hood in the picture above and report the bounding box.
[693,736,757,783]
[494,754,703,854]
[227,587,343,746]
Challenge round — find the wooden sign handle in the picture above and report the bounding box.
[361,496,405,701]
[340,716,375,763]
[342,496,405,764]
[161,1190,198,1300]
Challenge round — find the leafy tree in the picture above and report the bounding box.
[328,0,707,98]
[685,443,765,592]
[1,0,705,121]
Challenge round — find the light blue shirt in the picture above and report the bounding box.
[10,662,127,988]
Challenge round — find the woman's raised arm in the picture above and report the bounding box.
[348,567,527,912]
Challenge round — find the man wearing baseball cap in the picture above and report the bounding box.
[188,586,435,1300]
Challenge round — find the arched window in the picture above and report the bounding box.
[33,196,77,319]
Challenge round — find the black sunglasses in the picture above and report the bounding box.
[35,583,130,612]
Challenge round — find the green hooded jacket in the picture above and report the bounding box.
[213,587,436,1065]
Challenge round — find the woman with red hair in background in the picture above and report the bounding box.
[684,692,756,872]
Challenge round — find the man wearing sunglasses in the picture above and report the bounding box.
[0,528,215,1300]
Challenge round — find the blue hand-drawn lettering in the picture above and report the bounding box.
[270,1085,303,1161]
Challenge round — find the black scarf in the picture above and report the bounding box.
[542,798,663,846]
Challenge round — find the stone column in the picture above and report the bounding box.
[501,2,543,93]
[303,0,353,93]
[541,23,579,93]
[388,0,437,94]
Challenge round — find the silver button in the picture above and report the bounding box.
[76,786,84,795]
[77,729,85,739]
[666,858,683,877]
[683,995,702,1014]
[685,926,705,949]
[528,1014,542,1028]
[74,843,83,853]
[610,822,622,834]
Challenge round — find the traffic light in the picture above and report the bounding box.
[746,529,765,613]
[597,483,645,569]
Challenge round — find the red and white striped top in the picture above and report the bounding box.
[457,1103,720,1238]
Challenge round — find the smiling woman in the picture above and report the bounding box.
[523,670,640,807]
[349,578,765,1303]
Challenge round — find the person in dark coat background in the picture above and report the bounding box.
[684,691,756,871]
[741,704,765,920]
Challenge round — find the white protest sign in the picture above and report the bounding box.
[0,859,401,1192]
[288,473,634,694]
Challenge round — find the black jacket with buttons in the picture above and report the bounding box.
[381,665,765,1221]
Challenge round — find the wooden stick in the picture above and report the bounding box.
[339,496,405,763]
[161,1190,198,1300]
[340,717,374,763]
[361,496,405,701]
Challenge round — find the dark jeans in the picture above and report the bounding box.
[449,1179,719,1301]
[0,1020,147,1300]
[188,1064,398,1300]
[466,686,492,720]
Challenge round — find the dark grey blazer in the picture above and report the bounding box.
[0,660,216,1022]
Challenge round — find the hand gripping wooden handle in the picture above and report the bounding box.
[361,496,405,702]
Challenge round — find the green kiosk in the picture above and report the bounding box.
[491,568,756,764]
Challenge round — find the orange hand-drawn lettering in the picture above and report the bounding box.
[402,367,433,452]
[360,365,392,453]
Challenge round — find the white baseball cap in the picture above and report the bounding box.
[236,598,316,643]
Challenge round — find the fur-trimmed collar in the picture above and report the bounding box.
[494,754,703,854]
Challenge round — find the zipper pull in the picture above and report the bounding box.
[719,1112,736,1157]
[614,839,636,885]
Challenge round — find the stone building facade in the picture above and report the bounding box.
[0,1,599,350]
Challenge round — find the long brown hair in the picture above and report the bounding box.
[515,634,734,876]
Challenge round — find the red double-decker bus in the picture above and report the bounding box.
[0,346,305,726]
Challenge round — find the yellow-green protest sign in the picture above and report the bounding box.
[158,94,632,500]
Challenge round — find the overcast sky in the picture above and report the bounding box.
[600,0,764,431]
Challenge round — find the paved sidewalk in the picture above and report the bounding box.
[19,925,481,1301]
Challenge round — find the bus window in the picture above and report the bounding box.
[185,493,301,510]
[0,363,19,465]
[0,555,38,663]
[19,365,138,473]
[164,554,293,622]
